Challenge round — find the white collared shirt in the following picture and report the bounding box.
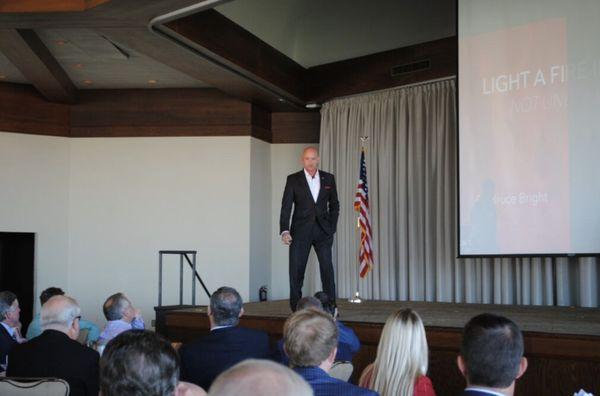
[304,169,320,203]
[464,387,506,396]
[211,324,234,331]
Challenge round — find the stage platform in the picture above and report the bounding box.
[155,299,600,396]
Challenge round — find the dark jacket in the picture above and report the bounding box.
[280,170,340,236]
[0,323,18,370]
[294,366,379,396]
[6,329,99,396]
[179,326,272,390]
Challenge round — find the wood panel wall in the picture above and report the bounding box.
[0,83,320,143]
[0,82,69,136]
[70,88,257,138]
[0,33,459,143]
[155,306,600,396]
[272,112,320,144]
[308,36,457,103]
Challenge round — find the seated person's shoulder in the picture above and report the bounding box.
[64,337,99,361]
[176,381,207,396]
[5,340,26,359]
[414,375,435,395]
[335,378,379,396]
[82,343,100,360]
[237,326,269,339]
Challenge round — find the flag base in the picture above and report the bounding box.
[348,291,362,303]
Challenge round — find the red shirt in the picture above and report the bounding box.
[359,363,436,396]
[414,375,436,396]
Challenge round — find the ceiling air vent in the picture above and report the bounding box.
[390,59,430,77]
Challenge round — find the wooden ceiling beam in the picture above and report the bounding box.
[164,10,307,102]
[0,29,77,103]
[97,27,304,111]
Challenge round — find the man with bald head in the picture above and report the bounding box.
[280,146,340,311]
[7,295,99,396]
[209,359,312,396]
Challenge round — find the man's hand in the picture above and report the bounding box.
[281,231,293,245]
[13,325,26,344]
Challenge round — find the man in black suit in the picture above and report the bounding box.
[280,146,340,311]
[457,313,528,396]
[179,286,271,390]
[0,290,26,372]
[7,295,99,396]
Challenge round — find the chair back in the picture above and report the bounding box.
[329,361,354,382]
[0,377,70,396]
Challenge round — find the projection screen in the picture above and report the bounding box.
[458,0,600,255]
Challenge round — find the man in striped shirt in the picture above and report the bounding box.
[98,293,144,345]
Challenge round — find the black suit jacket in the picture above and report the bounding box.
[0,323,18,370]
[280,170,340,236]
[179,326,272,390]
[6,330,99,396]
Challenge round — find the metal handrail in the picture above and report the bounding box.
[158,250,211,307]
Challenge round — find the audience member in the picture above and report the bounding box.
[208,359,312,396]
[359,309,435,396]
[101,329,206,396]
[296,296,323,310]
[457,313,528,396]
[6,295,99,396]
[277,293,360,367]
[314,291,360,361]
[276,296,322,366]
[284,308,378,396]
[26,287,100,344]
[99,292,144,344]
[179,286,271,390]
[0,291,26,372]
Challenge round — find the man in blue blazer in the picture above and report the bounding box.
[280,147,340,311]
[179,286,272,390]
[277,294,360,368]
[457,313,528,396]
[284,308,378,396]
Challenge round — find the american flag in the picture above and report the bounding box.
[354,148,373,278]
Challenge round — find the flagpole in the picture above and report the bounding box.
[350,136,369,304]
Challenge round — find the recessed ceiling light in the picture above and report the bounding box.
[305,103,321,109]
[82,79,93,85]
[278,98,285,102]
[148,79,157,85]
[55,40,67,46]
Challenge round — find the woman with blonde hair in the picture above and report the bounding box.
[359,309,435,396]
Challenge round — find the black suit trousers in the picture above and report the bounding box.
[289,223,336,311]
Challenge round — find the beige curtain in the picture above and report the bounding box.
[318,78,599,307]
